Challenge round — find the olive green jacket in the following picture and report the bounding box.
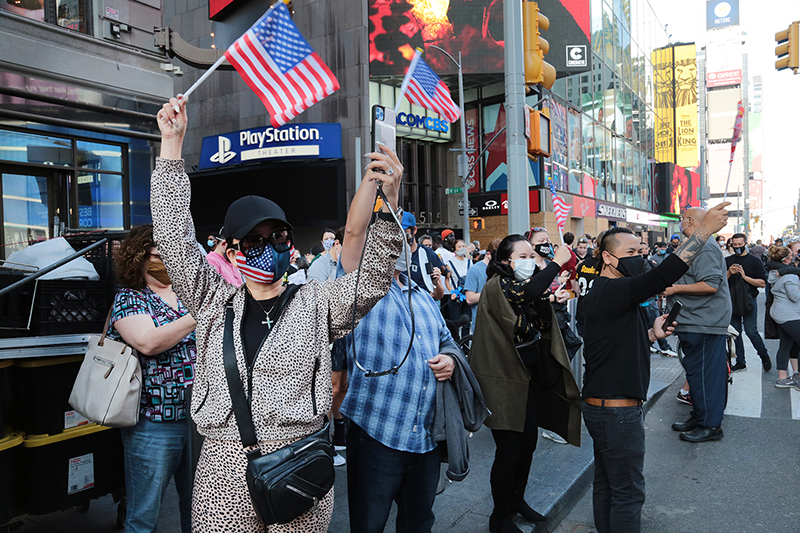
[469,275,581,446]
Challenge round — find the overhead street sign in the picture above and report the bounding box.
[459,208,479,217]
[447,187,463,195]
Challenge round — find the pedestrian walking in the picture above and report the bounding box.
[664,207,732,442]
[766,245,800,389]
[151,97,403,532]
[469,235,580,533]
[580,202,729,533]
[726,233,772,372]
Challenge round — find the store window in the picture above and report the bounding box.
[1,0,93,35]
[0,127,127,258]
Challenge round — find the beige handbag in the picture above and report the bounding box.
[69,309,142,427]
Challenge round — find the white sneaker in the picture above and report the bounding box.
[542,430,567,444]
[333,452,346,467]
[660,348,678,358]
[650,345,659,353]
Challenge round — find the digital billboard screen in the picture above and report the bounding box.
[655,163,700,215]
[368,0,590,77]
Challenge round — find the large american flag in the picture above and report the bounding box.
[549,178,571,232]
[402,56,461,123]
[224,2,340,128]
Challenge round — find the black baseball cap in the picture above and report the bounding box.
[223,195,293,241]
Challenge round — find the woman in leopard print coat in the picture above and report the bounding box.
[152,97,404,532]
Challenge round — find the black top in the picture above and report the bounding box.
[582,254,688,400]
[725,253,767,298]
[242,292,279,368]
[409,245,445,291]
[575,256,601,324]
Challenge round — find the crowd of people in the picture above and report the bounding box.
[107,97,800,533]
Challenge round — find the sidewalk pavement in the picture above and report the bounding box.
[9,347,685,533]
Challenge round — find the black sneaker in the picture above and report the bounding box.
[731,362,747,373]
[679,426,723,442]
[676,391,692,405]
[761,355,772,372]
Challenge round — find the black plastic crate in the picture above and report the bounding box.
[18,425,124,515]
[0,272,34,338]
[0,433,23,524]
[11,355,85,436]
[0,360,12,437]
[32,280,109,336]
[62,231,127,283]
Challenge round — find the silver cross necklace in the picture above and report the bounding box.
[248,290,278,328]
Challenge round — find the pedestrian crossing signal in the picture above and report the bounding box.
[470,218,485,231]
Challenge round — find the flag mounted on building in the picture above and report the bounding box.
[549,178,571,232]
[224,2,340,128]
[397,54,461,123]
[729,100,745,164]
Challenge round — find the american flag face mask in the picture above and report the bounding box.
[235,243,293,285]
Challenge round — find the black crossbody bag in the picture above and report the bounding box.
[221,291,335,525]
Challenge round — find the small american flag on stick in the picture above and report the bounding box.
[224,2,340,127]
[549,178,571,233]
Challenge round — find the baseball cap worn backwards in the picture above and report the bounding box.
[223,195,292,241]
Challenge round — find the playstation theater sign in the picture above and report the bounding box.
[199,123,342,170]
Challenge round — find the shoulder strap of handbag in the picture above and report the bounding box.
[222,283,312,451]
[98,307,114,347]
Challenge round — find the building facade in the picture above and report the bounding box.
[0,1,175,259]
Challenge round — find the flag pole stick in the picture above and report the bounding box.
[179,54,228,102]
[722,160,734,202]
[394,48,424,115]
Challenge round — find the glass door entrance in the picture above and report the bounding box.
[1,170,68,259]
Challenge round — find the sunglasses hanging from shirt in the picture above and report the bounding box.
[348,183,415,377]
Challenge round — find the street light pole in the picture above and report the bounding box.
[428,45,470,244]
[504,0,531,235]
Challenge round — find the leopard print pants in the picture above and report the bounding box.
[191,437,334,532]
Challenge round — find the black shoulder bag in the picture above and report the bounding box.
[222,295,334,525]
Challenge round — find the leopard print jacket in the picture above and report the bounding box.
[150,158,403,442]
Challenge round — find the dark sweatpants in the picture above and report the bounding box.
[678,332,727,428]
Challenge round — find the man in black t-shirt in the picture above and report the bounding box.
[726,233,771,372]
[581,203,730,533]
[575,254,600,338]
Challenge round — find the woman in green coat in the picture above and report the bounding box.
[470,234,582,533]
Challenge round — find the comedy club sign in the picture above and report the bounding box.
[199,123,342,170]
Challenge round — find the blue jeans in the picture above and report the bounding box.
[730,296,769,365]
[581,403,646,533]
[121,417,192,533]
[677,332,727,428]
[346,423,440,533]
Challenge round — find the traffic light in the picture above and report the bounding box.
[527,107,551,158]
[523,1,556,90]
[775,21,799,73]
[470,218,485,231]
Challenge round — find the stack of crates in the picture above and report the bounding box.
[8,356,124,516]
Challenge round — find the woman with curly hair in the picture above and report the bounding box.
[109,224,196,533]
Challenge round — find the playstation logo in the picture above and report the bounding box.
[210,136,236,164]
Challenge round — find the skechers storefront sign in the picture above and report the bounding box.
[396,112,449,133]
[199,123,342,170]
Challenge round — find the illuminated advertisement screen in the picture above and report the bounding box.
[673,44,698,169]
[655,163,700,215]
[707,87,741,141]
[651,46,675,164]
[707,0,739,30]
[368,0,590,76]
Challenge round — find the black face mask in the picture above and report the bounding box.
[613,255,648,277]
[733,246,746,255]
[534,243,553,258]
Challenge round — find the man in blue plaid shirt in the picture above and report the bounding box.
[337,198,459,532]
[342,243,459,532]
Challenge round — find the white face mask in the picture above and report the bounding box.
[395,241,410,272]
[512,258,535,281]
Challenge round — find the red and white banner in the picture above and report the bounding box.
[707,69,742,88]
